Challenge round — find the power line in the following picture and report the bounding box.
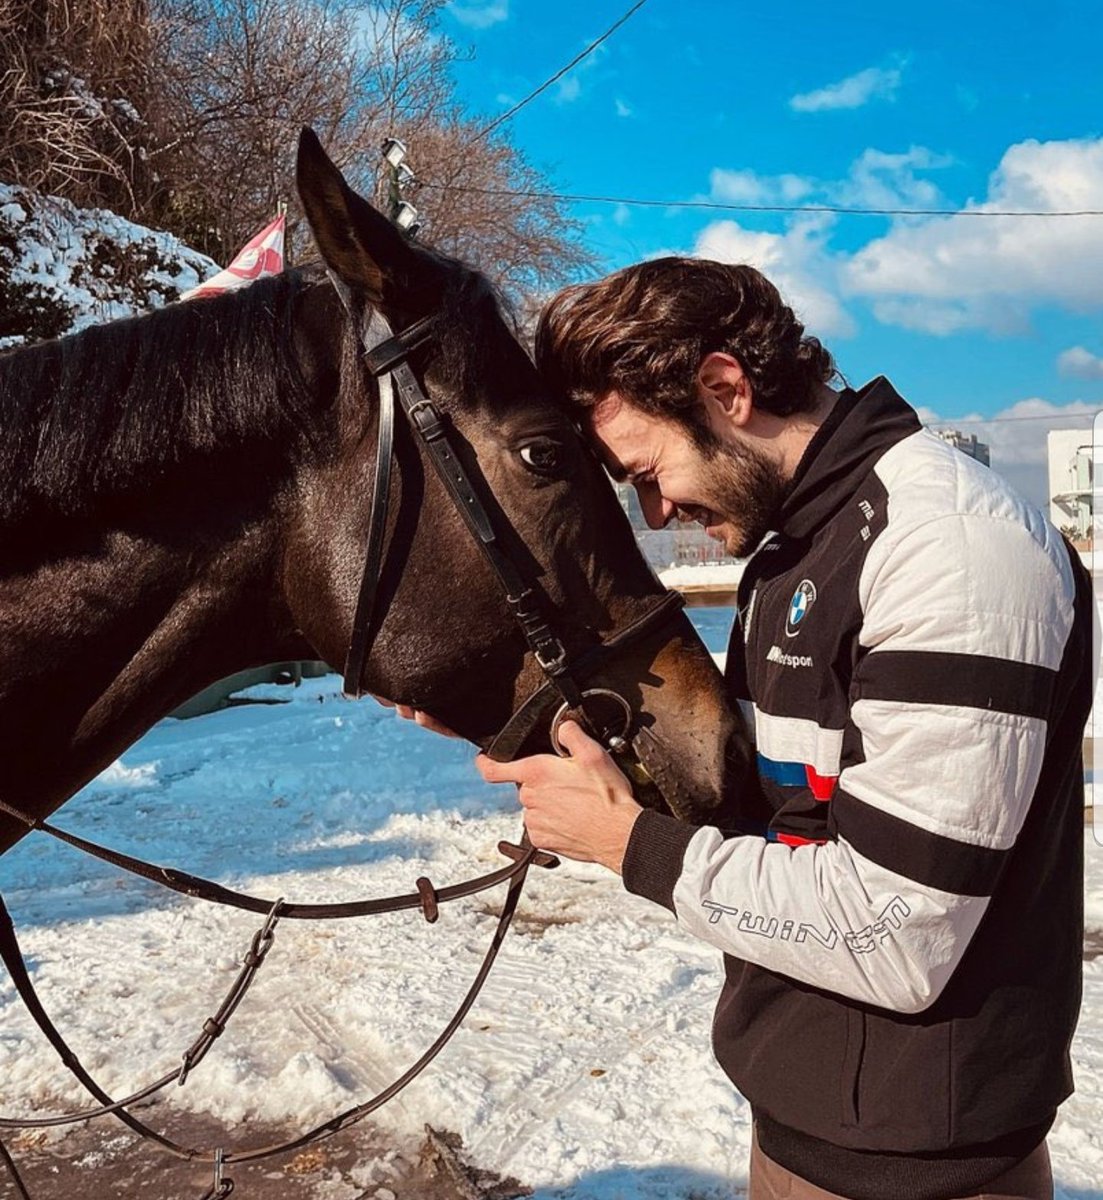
[473,0,650,143]
[418,180,1103,219]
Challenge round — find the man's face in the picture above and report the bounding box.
[586,394,789,558]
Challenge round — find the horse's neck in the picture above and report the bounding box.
[0,492,312,843]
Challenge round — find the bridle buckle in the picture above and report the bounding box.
[406,396,439,430]
[534,643,567,673]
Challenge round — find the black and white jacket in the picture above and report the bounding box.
[623,378,1093,1200]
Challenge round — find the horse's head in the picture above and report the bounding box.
[285,130,753,823]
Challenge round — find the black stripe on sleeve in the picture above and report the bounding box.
[832,788,1007,897]
[854,650,1056,721]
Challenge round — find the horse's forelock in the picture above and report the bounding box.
[432,260,516,400]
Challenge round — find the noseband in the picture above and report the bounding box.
[329,274,686,764]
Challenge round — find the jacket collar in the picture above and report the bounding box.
[777,376,921,540]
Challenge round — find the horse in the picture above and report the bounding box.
[0,129,753,858]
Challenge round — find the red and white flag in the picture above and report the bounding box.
[182,214,285,300]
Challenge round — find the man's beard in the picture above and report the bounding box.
[693,437,791,558]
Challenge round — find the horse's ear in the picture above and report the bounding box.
[295,127,422,306]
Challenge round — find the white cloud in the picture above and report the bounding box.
[554,39,609,104]
[355,5,437,54]
[556,75,582,103]
[842,137,1103,334]
[1058,346,1103,380]
[448,0,509,29]
[790,65,902,113]
[694,216,856,339]
[615,97,633,118]
[694,148,949,339]
[918,398,1096,509]
[709,146,950,212]
[709,168,814,205]
[612,203,631,227]
[697,137,1103,340]
[833,146,952,209]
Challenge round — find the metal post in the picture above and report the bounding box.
[379,137,421,237]
[387,163,401,223]
[277,199,290,267]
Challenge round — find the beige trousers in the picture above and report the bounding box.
[748,1132,1053,1200]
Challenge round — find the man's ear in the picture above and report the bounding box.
[295,127,429,307]
[697,351,753,428]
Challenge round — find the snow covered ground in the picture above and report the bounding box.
[657,562,746,590]
[0,611,1100,1200]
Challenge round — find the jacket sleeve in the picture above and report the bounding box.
[623,511,1077,1014]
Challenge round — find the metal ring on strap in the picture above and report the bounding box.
[549,688,633,757]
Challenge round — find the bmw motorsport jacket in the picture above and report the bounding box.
[622,378,1093,1200]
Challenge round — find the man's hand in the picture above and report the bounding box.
[475,720,643,874]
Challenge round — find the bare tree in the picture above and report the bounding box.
[397,114,595,295]
[0,0,152,212]
[0,0,590,294]
[145,0,366,260]
[144,0,590,291]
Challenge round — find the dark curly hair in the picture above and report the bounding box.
[535,257,836,443]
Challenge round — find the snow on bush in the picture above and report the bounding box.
[0,181,217,347]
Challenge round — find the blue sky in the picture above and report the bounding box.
[439,0,1102,505]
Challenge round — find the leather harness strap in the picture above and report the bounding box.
[486,587,685,763]
[0,795,536,920]
[341,307,436,698]
[0,871,528,1173]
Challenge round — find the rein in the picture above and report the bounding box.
[0,811,552,1198]
[0,281,687,1198]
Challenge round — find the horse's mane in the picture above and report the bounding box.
[0,252,511,529]
[0,270,315,525]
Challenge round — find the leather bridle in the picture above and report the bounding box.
[332,274,686,763]
[0,280,690,1199]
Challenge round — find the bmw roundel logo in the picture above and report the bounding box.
[785,579,817,638]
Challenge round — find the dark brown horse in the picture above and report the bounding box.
[0,131,751,855]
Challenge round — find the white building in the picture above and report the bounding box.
[1048,429,1092,543]
[933,428,990,466]
[615,481,738,569]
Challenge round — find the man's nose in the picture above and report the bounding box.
[638,484,675,529]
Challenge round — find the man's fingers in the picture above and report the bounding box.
[476,751,564,786]
[476,753,544,785]
[556,719,607,765]
[475,753,514,783]
[517,782,549,811]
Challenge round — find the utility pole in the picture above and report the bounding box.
[379,137,422,237]
[277,198,290,266]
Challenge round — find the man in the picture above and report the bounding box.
[473,258,1093,1200]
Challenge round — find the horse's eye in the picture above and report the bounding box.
[518,440,564,475]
